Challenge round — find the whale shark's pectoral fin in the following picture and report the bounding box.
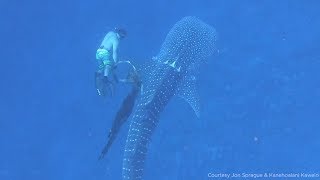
[176,73,201,118]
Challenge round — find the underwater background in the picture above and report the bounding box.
[1,0,320,179]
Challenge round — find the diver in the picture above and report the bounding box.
[95,28,127,97]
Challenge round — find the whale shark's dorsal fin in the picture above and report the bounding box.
[176,70,201,118]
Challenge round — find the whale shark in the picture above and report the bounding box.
[122,16,217,179]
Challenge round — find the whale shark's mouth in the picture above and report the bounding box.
[122,16,217,180]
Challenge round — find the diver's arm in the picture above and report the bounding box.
[112,40,119,63]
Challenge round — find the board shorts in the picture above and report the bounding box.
[96,48,114,71]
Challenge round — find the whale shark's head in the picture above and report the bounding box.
[139,17,218,118]
[155,16,217,71]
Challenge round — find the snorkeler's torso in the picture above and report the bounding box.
[100,32,118,51]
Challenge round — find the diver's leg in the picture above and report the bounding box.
[95,71,106,96]
[103,65,115,96]
[95,61,108,96]
[104,65,111,77]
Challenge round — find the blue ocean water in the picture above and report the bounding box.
[1,0,320,179]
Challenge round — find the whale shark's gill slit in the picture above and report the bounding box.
[122,16,217,180]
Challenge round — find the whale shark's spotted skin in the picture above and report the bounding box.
[122,16,217,180]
